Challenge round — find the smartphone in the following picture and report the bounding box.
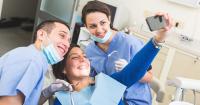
[146,15,166,31]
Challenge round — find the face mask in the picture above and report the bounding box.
[41,36,63,65]
[90,30,112,43]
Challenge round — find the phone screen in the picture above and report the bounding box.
[146,16,166,31]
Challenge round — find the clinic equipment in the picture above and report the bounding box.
[168,0,200,8]
[167,77,200,105]
[150,76,166,103]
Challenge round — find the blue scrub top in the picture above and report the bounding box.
[86,32,152,105]
[86,32,143,75]
[0,44,48,105]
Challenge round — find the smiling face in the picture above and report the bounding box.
[85,12,111,39]
[64,47,90,81]
[36,21,71,58]
[46,22,71,57]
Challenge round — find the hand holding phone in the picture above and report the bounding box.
[146,15,167,31]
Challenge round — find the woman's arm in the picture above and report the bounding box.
[111,39,160,87]
[111,12,172,87]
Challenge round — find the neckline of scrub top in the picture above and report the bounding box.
[93,31,120,55]
[30,44,49,71]
[107,31,121,52]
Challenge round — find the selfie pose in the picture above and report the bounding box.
[39,10,173,105]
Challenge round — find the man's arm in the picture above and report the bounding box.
[38,79,73,105]
[0,92,24,105]
[38,92,49,105]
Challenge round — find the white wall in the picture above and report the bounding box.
[0,0,3,19]
[77,0,130,29]
[1,0,37,19]
[122,0,200,41]
[78,0,200,41]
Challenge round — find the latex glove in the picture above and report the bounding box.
[42,79,73,98]
[114,59,128,72]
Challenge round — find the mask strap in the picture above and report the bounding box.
[45,34,52,44]
[41,34,51,49]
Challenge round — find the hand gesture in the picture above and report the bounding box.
[42,79,73,98]
[155,12,173,42]
[114,59,128,72]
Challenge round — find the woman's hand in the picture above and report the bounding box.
[155,12,173,43]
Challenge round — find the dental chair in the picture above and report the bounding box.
[150,76,166,103]
[167,77,200,105]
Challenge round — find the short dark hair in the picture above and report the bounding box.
[81,1,117,30]
[52,44,80,81]
[81,1,111,25]
[32,19,70,42]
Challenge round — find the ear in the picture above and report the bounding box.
[36,29,47,41]
[63,70,69,78]
[63,69,67,74]
[84,24,87,28]
[108,16,111,24]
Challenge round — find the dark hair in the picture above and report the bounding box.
[32,19,70,42]
[82,1,111,25]
[52,44,80,81]
[82,1,117,30]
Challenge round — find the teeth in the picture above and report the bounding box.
[79,65,87,70]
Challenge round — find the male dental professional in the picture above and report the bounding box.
[0,20,71,105]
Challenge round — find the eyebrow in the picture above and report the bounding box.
[69,53,78,56]
[68,52,85,57]
[59,30,68,34]
[88,19,107,25]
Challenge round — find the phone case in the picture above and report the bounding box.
[146,16,166,31]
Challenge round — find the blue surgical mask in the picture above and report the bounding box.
[90,30,112,43]
[41,36,63,65]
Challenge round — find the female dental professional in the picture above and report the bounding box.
[39,13,172,104]
[82,1,153,104]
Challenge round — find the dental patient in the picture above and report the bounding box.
[39,12,172,105]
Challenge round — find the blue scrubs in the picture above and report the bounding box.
[54,39,160,105]
[0,44,48,105]
[86,32,152,105]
